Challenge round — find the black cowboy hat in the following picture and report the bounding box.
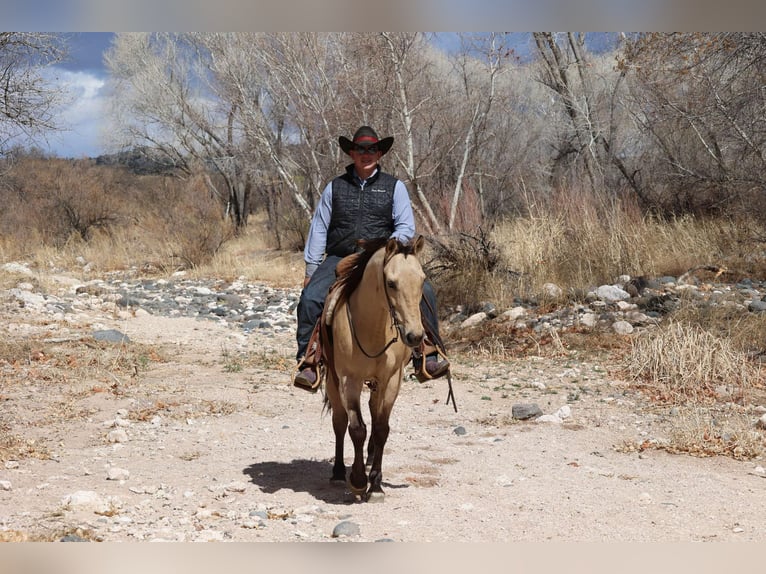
[338,126,394,156]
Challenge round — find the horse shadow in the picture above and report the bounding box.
[242,459,410,504]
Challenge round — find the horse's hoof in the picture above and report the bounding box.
[347,481,367,497]
[366,491,385,503]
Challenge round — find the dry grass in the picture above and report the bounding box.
[622,317,766,459]
[626,321,754,404]
[616,407,765,460]
[219,343,294,373]
[491,200,762,304]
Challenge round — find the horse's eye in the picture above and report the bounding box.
[386,279,396,290]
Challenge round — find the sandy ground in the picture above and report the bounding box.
[1,295,766,543]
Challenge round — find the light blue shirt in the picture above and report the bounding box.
[304,168,416,278]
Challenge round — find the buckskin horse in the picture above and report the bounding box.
[320,235,426,502]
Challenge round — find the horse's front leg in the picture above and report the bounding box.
[366,371,402,502]
[346,394,368,497]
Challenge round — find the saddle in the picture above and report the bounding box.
[296,251,457,411]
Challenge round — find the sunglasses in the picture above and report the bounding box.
[352,145,379,154]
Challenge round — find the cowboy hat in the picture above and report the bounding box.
[338,126,394,156]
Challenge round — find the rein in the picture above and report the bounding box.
[346,251,402,359]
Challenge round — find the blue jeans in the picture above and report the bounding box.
[295,255,442,362]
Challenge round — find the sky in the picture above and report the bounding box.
[40,32,114,158]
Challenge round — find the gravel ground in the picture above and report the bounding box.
[1,270,766,544]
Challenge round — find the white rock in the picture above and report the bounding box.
[107,467,130,481]
[596,285,631,302]
[499,307,526,322]
[556,405,572,420]
[612,320,634,335]
[0,480,12,491]
[460,312,487,328]
[756,414,766,430]
[580,313,598,328]
[62,490,112,513]
[9,288,46,308]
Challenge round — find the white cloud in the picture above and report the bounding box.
[43,68,107,158]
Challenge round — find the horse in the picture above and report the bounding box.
[321,235,426,502]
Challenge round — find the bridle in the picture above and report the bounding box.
[346,250,407,359]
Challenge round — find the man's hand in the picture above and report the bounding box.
[303,276,311,288]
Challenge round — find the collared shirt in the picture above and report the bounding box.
[303,167,416,278]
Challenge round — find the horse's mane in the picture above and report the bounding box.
[335,236,418,303]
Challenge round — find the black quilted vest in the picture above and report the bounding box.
[326,164,397,257]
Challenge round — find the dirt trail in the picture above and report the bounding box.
[1,298,765,542]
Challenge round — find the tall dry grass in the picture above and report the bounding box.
[489,186,764,305]
[626,321,754,404]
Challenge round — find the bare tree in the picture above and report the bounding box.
[0,33,68,154]
[622,32,766,215]
[377,32,444,235]
[446,33,510,230]
[105,33,253,226]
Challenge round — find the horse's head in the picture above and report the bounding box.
[383,235,426,348]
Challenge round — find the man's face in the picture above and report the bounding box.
[349,144,382,172]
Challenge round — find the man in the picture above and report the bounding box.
[293,125,450,392]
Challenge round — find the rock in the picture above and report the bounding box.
[498,307,526,322]
[596,285,631,302]
[332,521,360,538]
[749,300,766,313]
[62,491,113,513]
[555,405,572,420]
[756,414,766,430]
[106,467,130,481]
[460,312,487,328]
[512,404,542,420]
[92,329,131,344]
[0,480,12,491]
[453,426,467,436]
[612,320,634,335]
[60,534,89,542]
[580,313,598,327]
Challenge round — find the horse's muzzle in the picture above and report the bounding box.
[399,327,425,349]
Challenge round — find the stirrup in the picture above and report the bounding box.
[293,365,321,393]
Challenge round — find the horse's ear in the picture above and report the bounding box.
[385,237,399,256]
[413,234,425,255]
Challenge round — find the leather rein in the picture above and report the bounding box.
[345,251,404,359]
